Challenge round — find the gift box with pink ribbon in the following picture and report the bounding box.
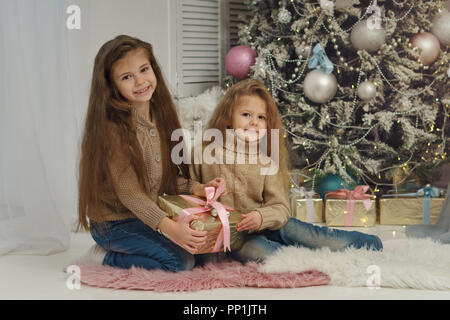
[324,185,376,227]
[157,184,246,254]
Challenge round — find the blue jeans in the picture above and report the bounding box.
[230,218,383,263]
[90,218,196,271]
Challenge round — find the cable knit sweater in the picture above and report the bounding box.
[87,108,195,231]
[190,139,290,231]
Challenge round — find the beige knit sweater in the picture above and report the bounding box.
[87,108,195,231]
[190,139,290,231]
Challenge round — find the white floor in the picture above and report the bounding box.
[1,225,450,300]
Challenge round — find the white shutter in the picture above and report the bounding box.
[219,0,251,81]
[175,0,250,98]
[228,0,250,48]
[177,0,220,97]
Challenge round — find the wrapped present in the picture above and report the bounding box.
[379,185,445,225]
[290,187,323,223]
[324,185,376,227]
[157,184,246,254]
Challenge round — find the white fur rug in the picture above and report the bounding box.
[259,238,450,290]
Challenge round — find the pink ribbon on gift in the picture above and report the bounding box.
[325,185,373,227]
[178,181,233,252]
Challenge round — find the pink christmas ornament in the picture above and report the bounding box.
[410,32,441,66]
[225,45,257,79]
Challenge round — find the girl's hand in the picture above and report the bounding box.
[192,178,227,197]
[236,211,262,232]
[158,216,207,254]
[205,177,227,196]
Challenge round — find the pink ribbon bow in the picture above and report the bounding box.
[178,181,233,252]
[325,185,373,227]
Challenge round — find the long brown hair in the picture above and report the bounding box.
[77,35,189,231]
[207,79,290,188]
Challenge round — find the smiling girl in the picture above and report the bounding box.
[191,79,383,264]
[77,35,223,271]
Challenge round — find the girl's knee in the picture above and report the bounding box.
[279,218,298,238]
[231,235,281,263]
[278,217,314,244]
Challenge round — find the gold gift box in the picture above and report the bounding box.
[291,197,324,223]
[379,197,444,225]
[325,198,376,227]
[157,195,246,254]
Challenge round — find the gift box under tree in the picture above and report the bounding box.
[324,186,376,227]
[290,186,323,223]
[379,185,445,225]
[157,186,246,254]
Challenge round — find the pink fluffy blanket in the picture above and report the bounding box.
[80,261,330,292]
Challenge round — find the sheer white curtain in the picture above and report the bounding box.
[0,0,90,254]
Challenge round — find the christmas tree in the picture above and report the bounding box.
[233,0,450,191]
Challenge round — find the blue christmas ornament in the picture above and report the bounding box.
[317,173,357,198]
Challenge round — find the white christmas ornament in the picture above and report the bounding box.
[367,3,382,31]
[320,0,334,13]
[277,8,292,24]
[431,9,450,46]
[253,56,267,79]
[357,81,377,101]
[350,19,386,53]
[303,69,337,104]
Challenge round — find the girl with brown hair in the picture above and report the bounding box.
[191,79,383,264]
[77,35,223,271]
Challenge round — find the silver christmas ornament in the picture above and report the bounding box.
[357,80,377,101]
[431,9,450,46]
[350,19,386,53]
[303,69,338,104]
